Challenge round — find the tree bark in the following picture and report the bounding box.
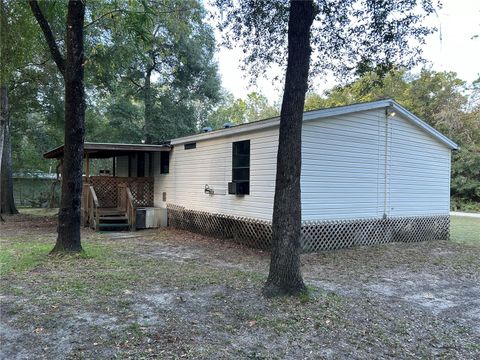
[31,0,85,252]
[0,85,4,221]
[263,0,316,297]
[144,67,153,144]
[52,1,85,253]
[0,86,6,208]
[0,84,18,215]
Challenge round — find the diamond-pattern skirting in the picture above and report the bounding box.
[167,204,449,252]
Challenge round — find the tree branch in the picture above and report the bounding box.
[84,6,193,29]
[128,76,144,90]
[84,8,125,29]
[29,0,66,77]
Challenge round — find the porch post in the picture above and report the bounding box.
[113,156,116,177]
[85,153,90,182]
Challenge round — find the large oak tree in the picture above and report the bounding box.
[214,0,439,296]
[30,0,86,252]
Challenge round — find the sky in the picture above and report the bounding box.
[213,0,480,103]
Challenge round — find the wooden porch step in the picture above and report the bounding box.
[98,208,125,216]
[99,216,128,222]
[98,223,130,230]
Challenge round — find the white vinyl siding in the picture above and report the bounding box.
[155,129,279,220]
[155,107,452,221]
[301,109,386,221]
[388,114,451,216]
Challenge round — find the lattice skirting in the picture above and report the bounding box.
[167,204,450,252]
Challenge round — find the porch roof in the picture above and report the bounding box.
[43,142,171,159]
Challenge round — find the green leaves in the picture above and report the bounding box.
[204,91,279,130]
[213,0,439,82]
[93,0,221,143]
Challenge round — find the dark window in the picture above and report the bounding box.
[160,151,169,174]
[148,153,153,176]
[184,142,196,150]
[137,152,145,177]
[232,140,250,194]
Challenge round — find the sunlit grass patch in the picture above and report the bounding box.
[19,207,59,217]
[450,216,480,245]
[0,234,112,275]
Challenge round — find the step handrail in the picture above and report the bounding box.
[118,184,136,231]
[88,185,100,230]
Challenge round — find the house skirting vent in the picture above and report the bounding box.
[166,204,449,252]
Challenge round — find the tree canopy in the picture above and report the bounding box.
[215,0,437,80]
[7,0,223,175]
[204,91,279,129]
[88,0,221,143]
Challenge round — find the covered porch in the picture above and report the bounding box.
[44,142,171,231]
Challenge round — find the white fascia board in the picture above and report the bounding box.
[170,118,280,145]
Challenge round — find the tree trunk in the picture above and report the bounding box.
[263,0,316,297]
[144,67,153,144]
[0,85,4,221]
[0,84,18,215]
[51,0,85,253]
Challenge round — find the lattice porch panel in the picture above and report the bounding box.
[230,217,272,250]
[128,179,154,207]
[88,176,154,208]
[166,205,449,253]
[89,176,119,208]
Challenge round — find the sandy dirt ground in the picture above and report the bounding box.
[1,213,479,359]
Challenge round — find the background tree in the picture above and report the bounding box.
[0,0,41,215]
[89,0,221,144]
[204,91,278,129]
[4,1,222,210]
[215,0,439,296]
[30,0,86,253]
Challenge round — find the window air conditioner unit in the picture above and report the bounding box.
[228,181,249,195]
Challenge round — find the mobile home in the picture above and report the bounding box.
[44,99,458,251]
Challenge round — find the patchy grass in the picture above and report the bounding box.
[0,236,51,274]
[19,207,59,217]
[450,216,480,245]
[1,213,480,359]
[0,232,112,275]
